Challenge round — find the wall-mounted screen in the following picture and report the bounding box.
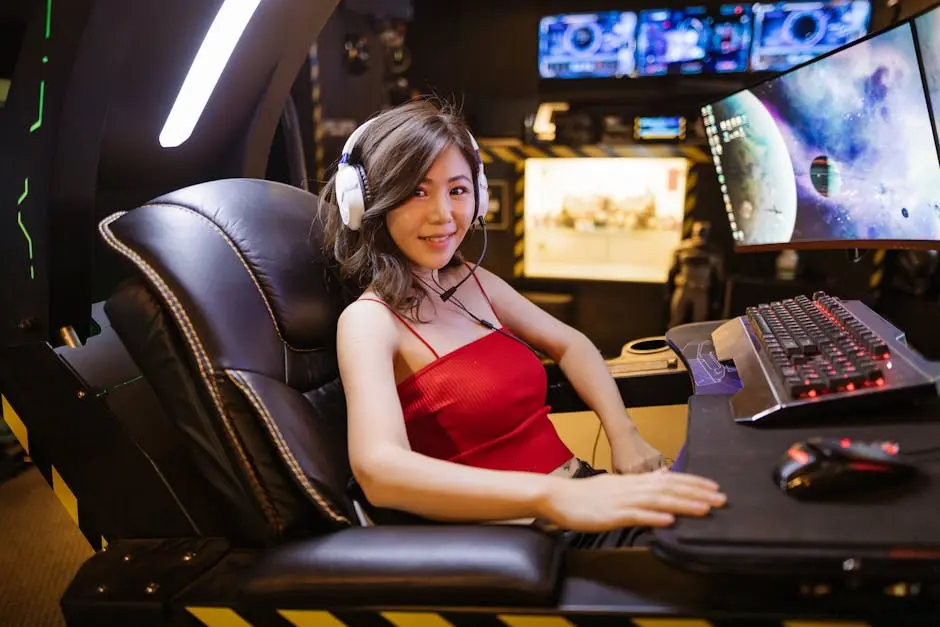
[703,21,940,250]
[636,4,753,76]
[634,116,687,140]
[711,3,754,72]
[523,157,688,283]
[538,11,638,79]
[750,0,872,72]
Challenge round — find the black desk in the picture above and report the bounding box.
[660,321,940,580]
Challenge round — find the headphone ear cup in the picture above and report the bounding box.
[336,165,366,230]
[356,164,372,211]
[475,171,489,223]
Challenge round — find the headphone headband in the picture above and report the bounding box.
[335,115,488,231]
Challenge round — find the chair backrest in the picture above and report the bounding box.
[99,178,359,545]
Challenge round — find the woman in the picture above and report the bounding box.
[319,99,725,547]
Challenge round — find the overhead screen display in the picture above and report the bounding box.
[637,5,753,76]
[538,11,638,79]
[538,1,871,79]
[703,12,940,249]
[750,0,872,71]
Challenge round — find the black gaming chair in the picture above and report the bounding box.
[82,178,563,614]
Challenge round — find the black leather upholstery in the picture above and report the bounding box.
[238,526,564,607]
[101,179,357,544]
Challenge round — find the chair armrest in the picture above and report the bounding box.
[238,525,564,607]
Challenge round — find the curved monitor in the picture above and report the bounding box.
[703,8,940,251]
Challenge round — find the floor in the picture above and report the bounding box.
[0,467,92,627]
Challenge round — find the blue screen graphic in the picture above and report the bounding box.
[637,5,752,76]
[539,11,637,79]
[750,0,872,72]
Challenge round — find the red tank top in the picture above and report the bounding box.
[361,275,573,474]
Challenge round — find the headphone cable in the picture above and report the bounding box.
[439,216,487,301]
[414,269,541,356]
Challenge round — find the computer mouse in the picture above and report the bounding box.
[773,437,919,500]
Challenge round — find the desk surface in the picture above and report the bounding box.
[662,320,940,571]
[678,394,940,549]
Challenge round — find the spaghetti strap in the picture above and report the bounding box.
[357,298,440,358]
[463,263,503,324]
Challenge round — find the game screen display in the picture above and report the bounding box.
[750,0,872,71]
[635,116,687,140]
[915,6,940,148]
[523,158,688,283]
[539,11,637,79]
[703,21,940,249]
[637,4,753,76]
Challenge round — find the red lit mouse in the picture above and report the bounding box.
[773,436,919,500]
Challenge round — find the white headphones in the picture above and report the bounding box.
[335,116,488,230]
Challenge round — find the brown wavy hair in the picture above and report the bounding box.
[317,98,483,318]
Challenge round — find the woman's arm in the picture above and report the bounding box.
[473,268,645,452]
[338,299,723,529]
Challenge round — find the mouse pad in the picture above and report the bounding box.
[670,394,940,549]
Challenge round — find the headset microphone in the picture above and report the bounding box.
[440,216,487,302]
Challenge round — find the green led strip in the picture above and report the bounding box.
[17,179,35,280]
[29,80,45,132]
[18,0,51,281]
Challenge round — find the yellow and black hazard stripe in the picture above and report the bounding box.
[1,394,106,552]
[513,160,526,276]
[869,249,887,301]
[682,166,700,240]
[309,43,324,190]
[477,143,711,166]
[184,606,881,627]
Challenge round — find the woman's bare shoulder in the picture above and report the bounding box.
[338,292,399,342]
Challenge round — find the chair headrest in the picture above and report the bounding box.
[99,178,349,382]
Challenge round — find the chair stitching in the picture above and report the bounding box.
[226,369,350,525]
[141,202,322,354]
[99,213,284,534]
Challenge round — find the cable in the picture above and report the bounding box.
[439,216,487,302]
[591,420,603,467]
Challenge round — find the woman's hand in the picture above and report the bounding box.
[609,428,669,474]
[538,471,725,533]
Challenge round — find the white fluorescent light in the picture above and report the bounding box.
[159,0,262,148]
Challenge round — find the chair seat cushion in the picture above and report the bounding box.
[238,525,564,607]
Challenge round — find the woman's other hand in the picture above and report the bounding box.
[610,428,669,474]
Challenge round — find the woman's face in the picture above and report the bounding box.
[386,144,475,271]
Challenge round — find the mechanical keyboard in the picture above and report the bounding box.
[712,291,940,424]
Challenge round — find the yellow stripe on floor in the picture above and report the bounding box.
[634,619,714,627]
[51,465,78,527]
[382,612,455,627]
[2,395,29,455]
[499,616,576,627]
[278,609,348,627]
[187,606,254,627]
